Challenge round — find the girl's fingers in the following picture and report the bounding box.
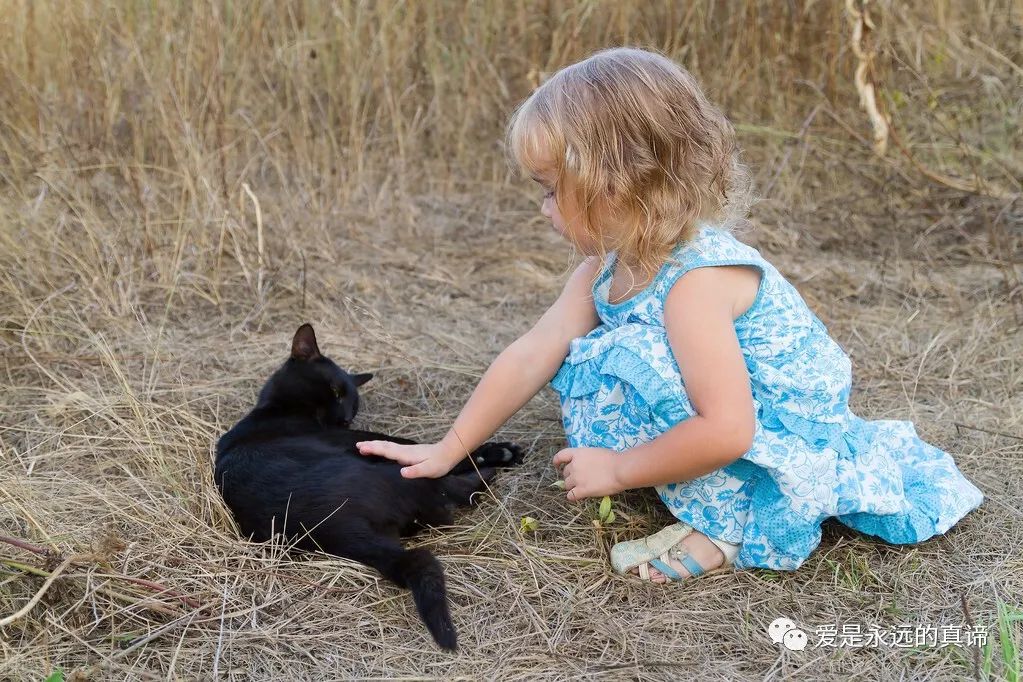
[357,441,412,465]
[400,464,422,478]
[401,461,440,479]
[356,441,391,457]
[552,449,574,467]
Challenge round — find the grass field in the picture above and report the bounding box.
[1,1,1021,679]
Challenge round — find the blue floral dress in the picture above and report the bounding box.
[550,226,985,570]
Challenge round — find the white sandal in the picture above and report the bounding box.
[610,522,740,581]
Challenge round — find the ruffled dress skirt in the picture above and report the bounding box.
[551,321,986,571]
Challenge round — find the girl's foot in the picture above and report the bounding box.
[629,527,725,583]
[610,523,740,583]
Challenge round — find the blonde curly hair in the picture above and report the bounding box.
[507,47,754,278]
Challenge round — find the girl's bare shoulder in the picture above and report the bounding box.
[666,264,762,321]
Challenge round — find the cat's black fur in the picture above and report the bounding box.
[214,324,523,651]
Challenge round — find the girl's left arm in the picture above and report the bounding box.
[555,266,756,500]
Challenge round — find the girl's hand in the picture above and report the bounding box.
[355,441,458,479]
[552,447,623,501]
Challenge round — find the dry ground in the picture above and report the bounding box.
[1,1,1021,680]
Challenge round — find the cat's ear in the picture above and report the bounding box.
[291,324,321,361]
[352,372,373,387]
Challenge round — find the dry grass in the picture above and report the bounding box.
[1,1,1021,679]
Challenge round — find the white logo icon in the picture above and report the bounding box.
[768,617,796,644]
[783,628,808,651]
[768,617,808,651]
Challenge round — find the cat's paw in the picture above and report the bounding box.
[470,442,524,468]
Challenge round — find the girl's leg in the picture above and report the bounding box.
[557,370,743,581]
[613,462,750,582]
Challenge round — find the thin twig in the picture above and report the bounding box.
[0,535,201,607]
[0,555,75,628]
[886,123,1016,200]
[0,558,187,618]
[954,422,1023,443]
[846,0,888,155]
[300,249,307,313]
[763,104,822,198]
[960,591,981,681]
[0,534,50,556]
[241,182,265,296]
[92,574,201,609]
[212,578,230,678]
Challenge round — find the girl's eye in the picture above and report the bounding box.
[543,189,555,200]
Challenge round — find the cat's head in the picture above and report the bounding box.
[256,324,373,427]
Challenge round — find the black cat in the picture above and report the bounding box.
[214,324,523,650]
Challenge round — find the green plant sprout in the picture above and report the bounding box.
[519,516,539,534]
[592,496,616,528]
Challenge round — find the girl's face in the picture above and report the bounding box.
[532,170,596,255]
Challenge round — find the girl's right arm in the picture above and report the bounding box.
[356,257,602,478]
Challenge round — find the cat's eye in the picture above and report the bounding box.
[332,386,344,399]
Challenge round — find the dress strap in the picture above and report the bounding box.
[653,227,768,303]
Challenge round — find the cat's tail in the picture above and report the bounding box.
[393,547,456,651]
[336,529,456,651]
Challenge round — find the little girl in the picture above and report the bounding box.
[357,47,984,583]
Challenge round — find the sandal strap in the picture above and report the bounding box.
[668,544,708,576]
[644,547,708,581]
[676,553,706,577]
[647,557,684,581]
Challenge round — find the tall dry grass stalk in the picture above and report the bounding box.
[0,1,1016,309]
[1,2,1014,198]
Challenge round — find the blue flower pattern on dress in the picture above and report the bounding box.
[550,226,985,570]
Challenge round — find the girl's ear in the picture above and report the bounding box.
[352,373,373,387]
